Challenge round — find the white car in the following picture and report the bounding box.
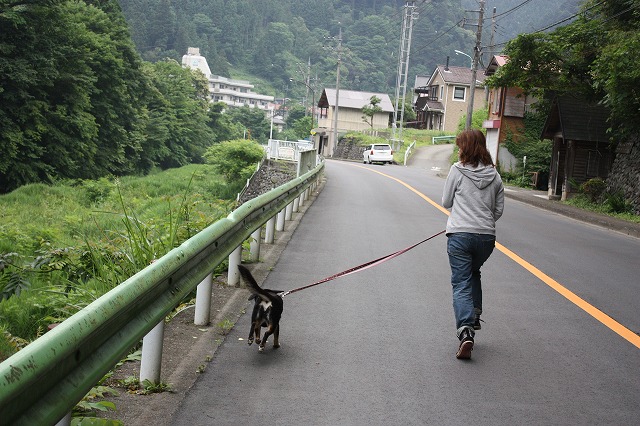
[363,144,393,165]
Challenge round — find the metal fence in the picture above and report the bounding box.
[0,161,324,425]
[267,139,315,162]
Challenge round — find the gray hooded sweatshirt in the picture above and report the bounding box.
[442,162,504,236]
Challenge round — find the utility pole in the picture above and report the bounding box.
[306,57,311,111]
[392,1,418,148]
[489,7,496,60]
[465,0,485,130]
[331,27,342,157]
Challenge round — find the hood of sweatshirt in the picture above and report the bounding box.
[454,163,497,190]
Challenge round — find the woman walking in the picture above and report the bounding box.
[442,129,504,360]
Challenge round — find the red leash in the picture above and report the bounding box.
[278,230,446,297]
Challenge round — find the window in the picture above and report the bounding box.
[453,86,466,101]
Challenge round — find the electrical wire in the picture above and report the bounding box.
[489,1,611,49]
[493,0,535,22]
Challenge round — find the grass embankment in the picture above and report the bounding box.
[0,165,238,360]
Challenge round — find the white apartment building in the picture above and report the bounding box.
[181,47,274,111]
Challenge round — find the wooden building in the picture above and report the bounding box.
[541,94,614,200]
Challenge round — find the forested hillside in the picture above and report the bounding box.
[119,0,581,96]
[0,0,583,193]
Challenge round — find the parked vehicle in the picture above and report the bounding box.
[363,144,393,164]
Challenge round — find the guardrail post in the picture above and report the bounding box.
[276,209,286,231]
[194,273,213,325]
[140,320,165,384]
[265,216,276,243]
[285,202,293,221]
[298,193,305,208]
[293,197,300,212]
[228,245,242,286]
[249,228,261,262]
[0,161,325,425]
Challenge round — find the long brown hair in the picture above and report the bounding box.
[456,129,494,167]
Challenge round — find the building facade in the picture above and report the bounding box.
[413,62,487,133]
[315,89,394,157]
[483,55,536,172]
[181,48,274,111]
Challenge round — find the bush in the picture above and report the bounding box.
[204,139,265,183]
[604,192,633,214]
[82,178,114,206]
[580,178,606,203]
[502,110,552,177]
[457,108,488,133]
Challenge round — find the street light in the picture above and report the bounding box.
[455,50,472,69]
[289,78,316,137]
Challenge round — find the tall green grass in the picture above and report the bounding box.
[0,164,238,360]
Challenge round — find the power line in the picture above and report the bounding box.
[493,0,535,22]
[411,18,465,56]
[489,1,609,49]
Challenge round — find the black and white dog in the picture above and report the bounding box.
[238,265,283,352]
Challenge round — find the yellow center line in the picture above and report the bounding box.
[353,163,640,349]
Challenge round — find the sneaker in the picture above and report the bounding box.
[473,315,483,330]
[473,308,482,330]
[456,329,474,360]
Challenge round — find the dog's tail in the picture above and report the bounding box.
[238,264,275,303]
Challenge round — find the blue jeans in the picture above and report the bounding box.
[447,233,496,338]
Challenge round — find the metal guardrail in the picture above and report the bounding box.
[0,161,324,425]
[267,139,314,161]
[432,135,456,144]
[404,141,416,166]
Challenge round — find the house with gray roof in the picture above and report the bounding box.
[413,62,487,133]
[315,88,394,157]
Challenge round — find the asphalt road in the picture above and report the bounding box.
[170,158,640,426]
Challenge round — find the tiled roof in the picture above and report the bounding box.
[436,65,487,86]
[542,94,610,142]
[485,55,509,76]
[415,97,444,112]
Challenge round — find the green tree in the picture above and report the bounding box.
[486,0,640,137]
[0,0,149,192]
[225,106,271,144]
[457,108,488,133]
[204,139,264,183]
[207,102,243,143]
[285,105,306,128]
[142,60,214,169]
[279,115,313,141]
[362,96,382,128]
[78,0,151,177]
[252,22,295,82]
